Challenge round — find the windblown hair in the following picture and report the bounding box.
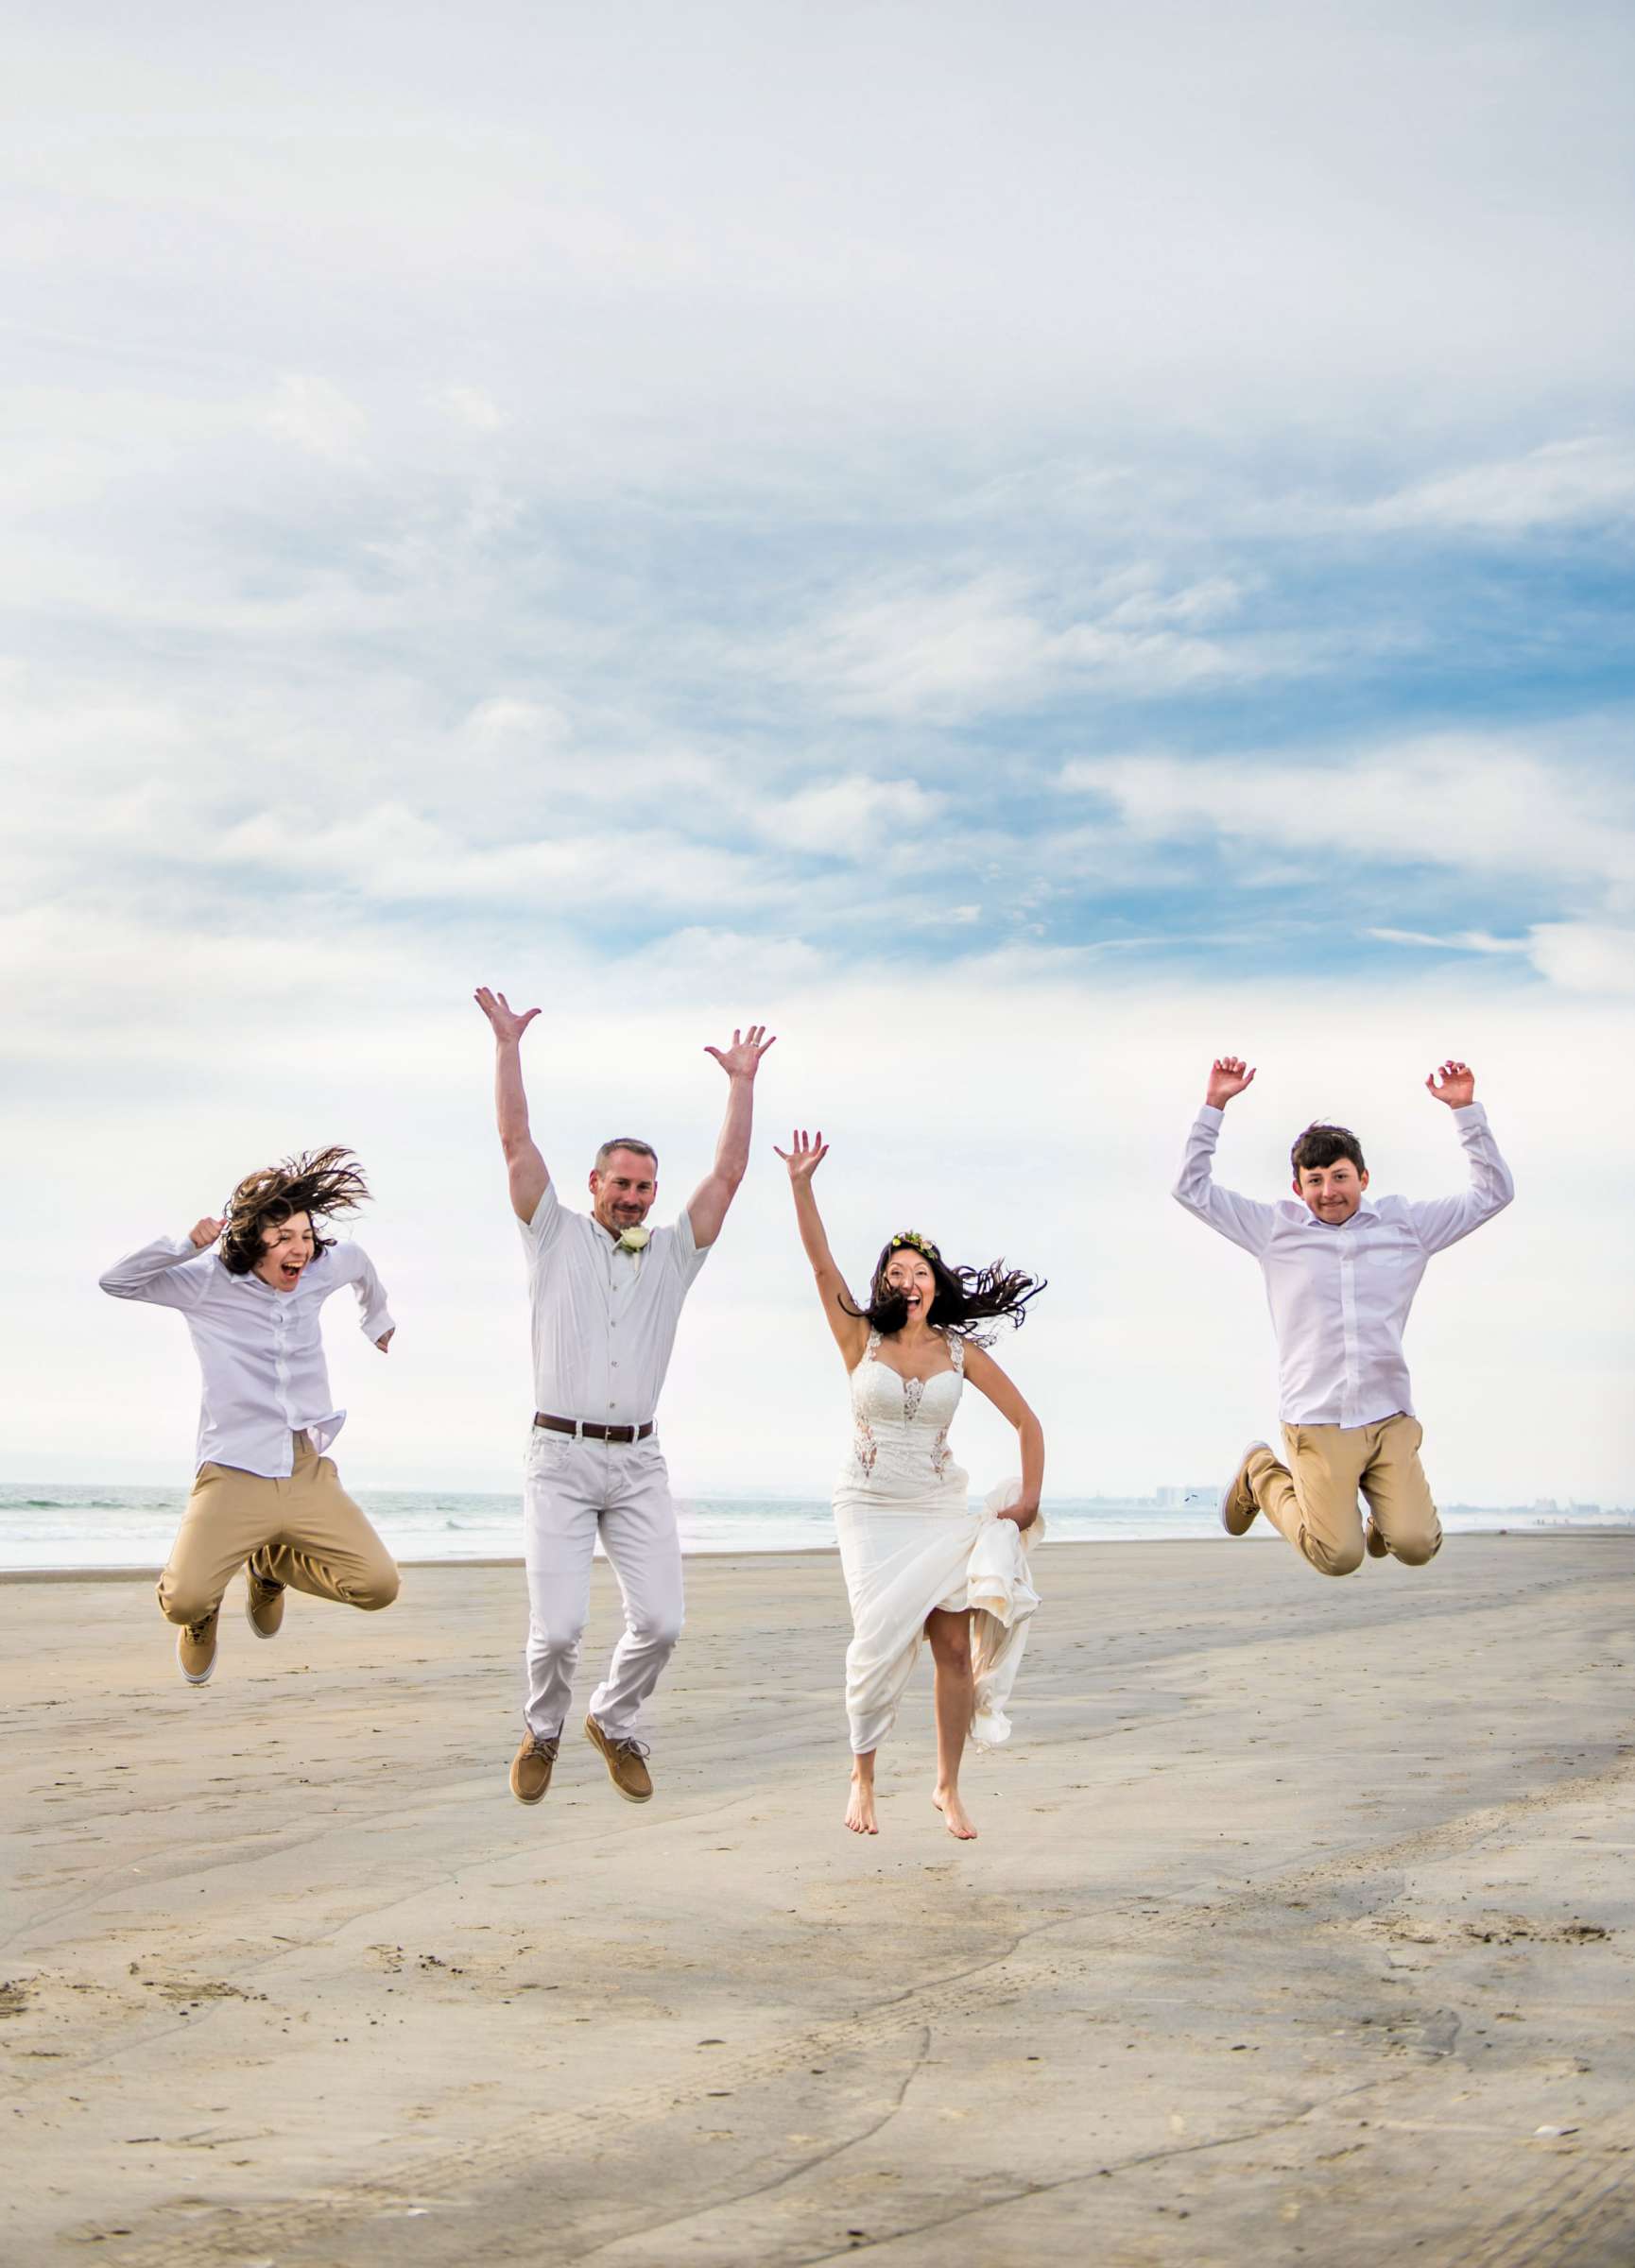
[594,1138,658,1175]
[218,1147,373,1276]
[1290,1122,1367,1177]
[846,1231,1045,1349]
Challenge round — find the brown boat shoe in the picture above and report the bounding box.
[584,1714,653,1803]
[1220,1442,1268,1538]
[509,1732,560,1805]
[245,1558,285,1641]
[177,1608,219,1686]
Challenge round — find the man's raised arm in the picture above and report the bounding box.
[687,1023,776,1249]
[473,988,550,1224]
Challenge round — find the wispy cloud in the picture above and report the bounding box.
[1354,436,1635,534]
[768,569,1275,723]
[1060,738,1635,897]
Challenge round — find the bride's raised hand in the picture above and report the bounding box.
[773,1128,829,1183]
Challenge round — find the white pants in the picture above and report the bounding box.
[522,1429,685,1742]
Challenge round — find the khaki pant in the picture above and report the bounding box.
[1248,1416,1442,1579]
[157,1434,399,1626]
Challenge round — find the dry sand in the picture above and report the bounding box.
[3,1535,1633,2267]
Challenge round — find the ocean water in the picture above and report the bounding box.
[0,1483,1625,1572]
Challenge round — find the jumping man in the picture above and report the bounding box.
[474,988,774,1808]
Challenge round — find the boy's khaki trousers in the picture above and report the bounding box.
[156,1433,399,1625]
[1248,1415,1441,1578]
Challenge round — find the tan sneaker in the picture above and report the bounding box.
[245,1559,285,1641]
[1220,1442,1267,1537]
[509,1732,559,1805]
[585,1714,653,1803]
[1365,1519,1389,1558]
[177,1609,218,1686]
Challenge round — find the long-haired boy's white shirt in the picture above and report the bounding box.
[1172,1103,1513,1429]
[98,1235,393,1477]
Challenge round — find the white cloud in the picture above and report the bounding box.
[1369,928,1529,954]
[259,373,369,462]
[1524,921,1635,994]
[1062,738,1635,893]
[439,385,506,432]
[215,805,779,911]
[769,776,945,854]
[1356,436,1635,533]
[1369,921,1635,991]
[775,570,1271,723]
[461,696,571,747]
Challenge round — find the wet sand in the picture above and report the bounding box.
[3,1535,1633,2266]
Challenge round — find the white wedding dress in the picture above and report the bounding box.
[833,1329,1041,1755]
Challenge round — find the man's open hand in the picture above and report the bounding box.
[1205,1056,1256,1109]
[474,988,541,1047]
[189,1216,223,1250]
[705,1024,776,1081]
[1426,1059,1476,1108]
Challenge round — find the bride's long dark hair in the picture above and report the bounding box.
[845,1231,1045,1349]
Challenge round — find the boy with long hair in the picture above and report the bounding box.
[1173,1057,1513,1576]
[100,1147,399,1684]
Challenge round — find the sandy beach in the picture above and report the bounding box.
[3,1535,1633,2266]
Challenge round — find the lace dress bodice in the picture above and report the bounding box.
[843,1330,967,1499]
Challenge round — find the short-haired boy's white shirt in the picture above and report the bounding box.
[519,1181,709,1426]
[1173,1102,1514,1428]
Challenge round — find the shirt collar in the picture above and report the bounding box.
[1304,1195,1380,1229]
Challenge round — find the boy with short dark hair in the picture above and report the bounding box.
[1173,1057,1514,1576]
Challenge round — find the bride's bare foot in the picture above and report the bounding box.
[932,1784,978,1841]
[845,1773,878,1834]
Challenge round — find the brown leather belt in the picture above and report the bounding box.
[533,1413,654,1444]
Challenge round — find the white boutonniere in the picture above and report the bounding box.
[616,1226,651,1254]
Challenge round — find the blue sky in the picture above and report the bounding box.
[6,2,1633,1500]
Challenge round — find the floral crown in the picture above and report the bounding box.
[887,1229,941,1262]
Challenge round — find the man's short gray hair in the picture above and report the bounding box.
[594,1138,659,1175]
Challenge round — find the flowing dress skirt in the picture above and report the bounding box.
[833,1476,1041,1754]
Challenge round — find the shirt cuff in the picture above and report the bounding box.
[1196,1104,1225,1126]
[1451,1103,1488,1126]
[361,1303,395,1342]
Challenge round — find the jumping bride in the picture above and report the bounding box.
[775,1129,1047,1841]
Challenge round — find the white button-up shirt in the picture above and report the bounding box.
[99,1233,394,1477]
[520,1183,708,1427]
[1173,1103,1514,1428]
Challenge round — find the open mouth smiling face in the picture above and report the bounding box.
[254,1211,317,1291]
[884,1249,938,1322]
